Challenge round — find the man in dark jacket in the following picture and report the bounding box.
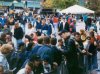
[86,16,92,30]
[14,22,24,49]
[74,32,85,74]
[58,19,69,32]
[37,36,53,64]
[31,37,43,55]
[21,55,44,74]
[50,37,62,66]
[60,30,82,74]
[0,16,7,27]
[41,19,49,35]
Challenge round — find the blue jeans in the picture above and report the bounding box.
[16,39,23,50]
[92,54,98,70]
[88,54,98,71]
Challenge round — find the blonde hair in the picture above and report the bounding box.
[0,44,12,51]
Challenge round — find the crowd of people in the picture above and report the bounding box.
[0,9,100,74]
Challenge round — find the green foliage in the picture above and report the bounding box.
[86,0,100,12]
[53,0,78,9]
[42,0,78,9]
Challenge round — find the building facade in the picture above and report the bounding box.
[0,0,42,8]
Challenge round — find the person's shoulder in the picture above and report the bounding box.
[68,38,75,43]
[37,45,45,51]
[17,68,25,74]
[51,45,57,49]
[69,37,74,41]
[40,45,51,50]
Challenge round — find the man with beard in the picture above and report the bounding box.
[74,32,86,74]
[59,30,85,74]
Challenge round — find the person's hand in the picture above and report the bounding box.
[53,62,58,69]
[88,53,92,56]
[53,62,58,67]
[94,41,97,46]
[81,50,86,54]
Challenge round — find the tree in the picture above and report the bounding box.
[86,0,100,12]
[42,0,78,9]
[53,0,78,9]
[42,0,54,8]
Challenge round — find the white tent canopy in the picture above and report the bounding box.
[60,5,95,14]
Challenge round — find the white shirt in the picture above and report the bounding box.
[0,52,9,72]
[96,21,100,35]
[76,20,86,32]
[17,68,34,74]
[25,28,36,35]
[83,41,90,50]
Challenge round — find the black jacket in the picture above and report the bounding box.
[51,45,62,65]
[58,22,69,32]
[14,27,24,40]
[64,37,79,67]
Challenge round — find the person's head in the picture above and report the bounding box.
[0,44,13,55]
[25,62,33,74]
[2,16,4,18]
[6,34,11,42]
[0,33,6,40]
[37,15,41,21]
[47,19,50,24]
[42,19,46,25]
[4,25,8,29]
[24,38,29,44]
[26,42,34,51]
[58,38,63,46]
[50,37,57,45]
[43,36,50,45]
[35,31,41,36]
[0,65,4,74]
[89,31,94,37]
[30,55,41,67]
[74,32,81,41]
[14,22,19,28]
[59,30,70,39]
[37,37,43,44]
[80,29,85,35]
[25,35,32,43]
[28,23,33,29]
